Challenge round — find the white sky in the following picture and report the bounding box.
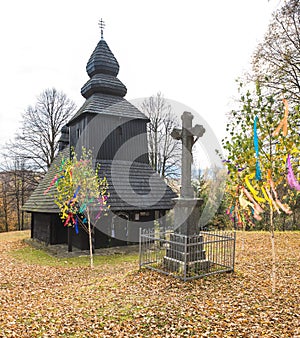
[0,0,280,154]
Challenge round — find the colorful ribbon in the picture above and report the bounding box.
[239,190,255,210]
[245,174,265,204]
[254,116,262,180]
[75,216,79,234]
[44,175,58,194]
[242,187,263,221]
[272,99,289,137]
[267,169,292,214]
[287,154,300,191]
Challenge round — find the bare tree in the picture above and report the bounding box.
[6,88,76,172]
[0,173,11,232]
[0,157,41,231]
[140,92,181,177]
[252,0,300,105]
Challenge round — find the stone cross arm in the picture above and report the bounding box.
[171,124,205,144]
[170,111,206,199]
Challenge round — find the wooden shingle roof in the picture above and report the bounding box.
[86,39,119,77]
[97,160,177,211]
[81,73,127,99]
[23,151,177,213]
[22,148,69,213]
[68,93,148,124]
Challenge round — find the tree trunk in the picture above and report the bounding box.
[154,121,158,173]
[67,227,72,252]
[282,214,286,231]
[87,207,94,269]
[270,207,276,294]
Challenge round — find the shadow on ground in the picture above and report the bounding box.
[24,238,139,258]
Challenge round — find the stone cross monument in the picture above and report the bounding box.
[171,111,205,236]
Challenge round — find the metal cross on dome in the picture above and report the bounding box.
[98,18,105,39]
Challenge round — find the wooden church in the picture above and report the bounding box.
[23,23,176,250]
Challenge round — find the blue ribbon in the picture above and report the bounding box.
[75,216,79,234]
[79,203,86,213]
[254,116,259,157]
[255,160,262,181]
[254,116,262,180]
[73,185,81,198]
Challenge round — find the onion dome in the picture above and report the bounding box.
[86,39,120,77]
[81,21,127,99]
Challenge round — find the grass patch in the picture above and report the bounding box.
[0,230,30,241]
[10,245,139,267]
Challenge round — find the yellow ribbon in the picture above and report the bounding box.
[242,187,264,221]
[245,174,265,204]
[261,186,273,210]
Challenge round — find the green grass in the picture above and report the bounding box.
[0,229,30,240]
[10,245,139,267]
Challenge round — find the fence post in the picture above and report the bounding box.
[139,227,142,270]
[232,231,236,272]
[183,235,188,282]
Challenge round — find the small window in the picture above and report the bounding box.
[140,211,150,217]
[76,128,81,139]
[117,126,123,137]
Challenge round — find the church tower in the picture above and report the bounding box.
[68,21,149,164]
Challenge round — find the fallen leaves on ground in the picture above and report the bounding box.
[0,231,299,337]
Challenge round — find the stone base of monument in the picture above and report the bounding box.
[163,257,211,274]
[163,233,211,274]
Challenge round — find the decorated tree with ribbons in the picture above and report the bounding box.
[223,82,300,293]
[45,148,108,268]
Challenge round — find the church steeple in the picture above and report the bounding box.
[81,20,127,99]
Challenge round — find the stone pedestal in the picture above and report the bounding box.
[173,198,203,236]
[163,233,210,274]
[164,197,211,274]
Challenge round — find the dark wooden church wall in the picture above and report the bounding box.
[100,118,149,163]
[31,213,67,245]
[71,226,112,250]
[32,213,51,244]
[71,228,89,250]
[69,115,89,153]
[50,214,67,245]
[69,115,149,163]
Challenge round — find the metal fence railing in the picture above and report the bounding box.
[139,229,236,281]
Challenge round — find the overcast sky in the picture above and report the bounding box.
[0,0,280,158]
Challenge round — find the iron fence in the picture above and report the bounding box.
[139,229,236,281]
